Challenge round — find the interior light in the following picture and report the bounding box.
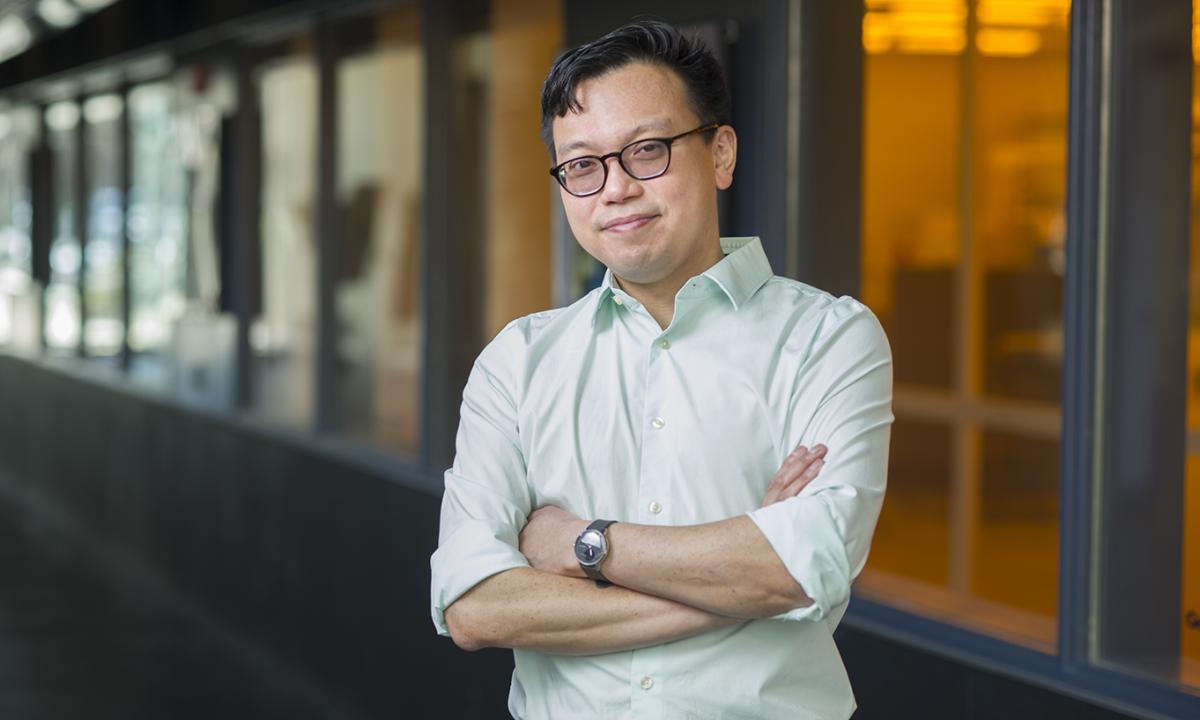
[46,101,79,131]
[36,0,81,29]
[0,16,32,63]
[73,0,119,11]
[83,93,123,124]
[864,1,968,56]
[977,0,1069,28]
[976,27,1042,57]
[897,33,967,55]
[0,294,11,345]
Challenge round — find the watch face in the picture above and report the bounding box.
[574,529,606,566]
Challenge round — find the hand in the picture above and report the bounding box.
[519,505,589,578]
[761,444,826,507]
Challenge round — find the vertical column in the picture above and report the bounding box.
[949,0,981,600]
[794,0,863,296]
[422,0,460,472]
[233,55,263,411]
[1096,0,1191,677]
[75,94,87,358]
[119,82,132,371]
[315,18,339,433]
[1059,0,1107,667]
[29,106,53,355]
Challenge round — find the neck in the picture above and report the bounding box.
[613,240,726,330]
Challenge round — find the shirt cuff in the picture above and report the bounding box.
[430,519,531,636]
[745,493,852,623]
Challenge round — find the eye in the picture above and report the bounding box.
[632,140,667,156]
[566,157,599,174]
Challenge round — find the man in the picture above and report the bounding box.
[430,19,892,720]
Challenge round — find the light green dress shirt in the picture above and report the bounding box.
[431,237,893,720]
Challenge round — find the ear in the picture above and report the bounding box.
[711,125,737,190]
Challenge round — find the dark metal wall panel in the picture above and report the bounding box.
[836,626,1136,720]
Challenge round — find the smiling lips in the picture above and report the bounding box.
[601,213,659,233]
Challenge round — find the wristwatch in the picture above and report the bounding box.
[574,519,618,586]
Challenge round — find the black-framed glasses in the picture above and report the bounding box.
[549,123,720,197]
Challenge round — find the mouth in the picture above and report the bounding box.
[601,213,659,233]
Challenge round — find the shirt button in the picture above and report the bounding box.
[659,338,671,349]
[650,417,665,429]
[648,500,662,514]
[612,295,624,305]
[640,676,654,690]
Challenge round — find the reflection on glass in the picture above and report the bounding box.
[0,106,38,350]
[857,0,1069,650]
[82,93,125,357]
[252,38,317,428]
[335,7,424,452]
[44,100,80,351]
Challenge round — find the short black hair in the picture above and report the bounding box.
[540,19,731,159]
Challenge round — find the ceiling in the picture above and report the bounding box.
[0,0,120,64]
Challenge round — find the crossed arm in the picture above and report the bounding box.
[443,445,827,655]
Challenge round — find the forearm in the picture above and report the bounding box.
[601,515,812,619]
[445,567,739,655]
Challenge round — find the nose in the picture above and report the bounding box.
[598,155,641,203]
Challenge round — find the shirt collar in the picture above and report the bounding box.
[591,236,774,326]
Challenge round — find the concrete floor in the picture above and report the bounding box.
[0,495,352,720]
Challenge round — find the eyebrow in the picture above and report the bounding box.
[556,120,674,159]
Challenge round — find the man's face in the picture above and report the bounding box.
[551,62,736,288]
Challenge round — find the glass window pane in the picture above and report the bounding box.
[868,418,952,587]
[477,0,561,343]
[0,106,38,352]
[252,37,318,429]
[334,7,424,453]
[128,82,188,367]
[82,93,125,358]
[44,100,81,352]
[856,0,1069,651]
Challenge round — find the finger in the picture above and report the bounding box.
[763,446,816,506]
[775,452,826,501]
[777,445,825,485]
[764,445,830,505]
[777,457,825,500]
[766,446,809,495]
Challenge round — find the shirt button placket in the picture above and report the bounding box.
[632,323,666,718]
[629,647,663,718]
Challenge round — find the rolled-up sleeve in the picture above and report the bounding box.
[746,300,893,623]
[430,325,533,636]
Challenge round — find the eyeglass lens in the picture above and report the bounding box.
[561,138,670,196]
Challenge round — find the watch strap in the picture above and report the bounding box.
[581,519,618,586]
